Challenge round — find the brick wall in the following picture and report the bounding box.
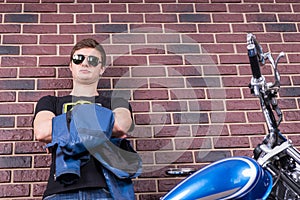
[0,0,300,199]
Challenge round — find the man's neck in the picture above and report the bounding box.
[70,83,99,97]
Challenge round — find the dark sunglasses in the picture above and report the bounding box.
[72,54,102,67]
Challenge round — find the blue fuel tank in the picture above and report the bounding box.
[162,156,272,200]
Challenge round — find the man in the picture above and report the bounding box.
[33,38,138,200]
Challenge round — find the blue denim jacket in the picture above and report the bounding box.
[46,104,142,200]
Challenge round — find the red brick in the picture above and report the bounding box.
[155,151,193,164]
[3,35,37,44]
[0,129,32,141]
[222,77,251,87]
[180,14,211,23]
[95,24,128,33]
[0,104,34,114]
[24,3,57,12]
[41,14,73,23]
[130,24,163,33]
[113,55,147,66]
[246,13,277,22]
[1,55,37,66]
[34,155,52,168]
[60,24,93,34]
[0,92,16,102]
[0,184,30,197]
[129,4,160,13]
[112,14,143,23]
[14,169,49,182]
[216,33,247,43]
[0,156,31,168]
[0,80,35,90]
[228,4,259,13]
[190,100,224,112]
[133,90,169,100]
[152,101,188,112]
[192,124,229,137]
[261,4,292,12]
[37,79,72,90]
[23,25,57,34]
[230,124,265,135]
[195,150,231,163]
[153,125,191,137]
[20,67,56,78]
[162,4,194,12]
[40,35,73,44]
[150,77,185,88]
[198,23,230,32]
[170,88,205,99]
[214,137,250,148]
[186,77,221,87]
[165,24,197,33]
[0,143,13,154]
[5,14,38,23]
[175,138,212,150]
[226,99,259,111]
[0,68,17,78]
[136,139,173,151]
[195,3,226,12]
[284,111,300,121]
[158,179,183,192]
[147,34,180,43]
[41,0,74,2]
[232,23,264,32]
[94,4,127,13]
[247,111,265,122]
[22,46,56,55]
[0,171,11,183]
[0,4,22,12]
[184,33,215,43]
[185,54,218,65]
[0,24,20,33]
[130,102,150,112]
[170,66,202,76]
[211,0,241,2]
[149,55,183,65]
[134,113,171,125]
[39,56,69,66]
[266,23,297,32]
[211,111,246,123]
[112,34,145,44]
[134,180,156,193]
[15,142,46,154]
[146,14,178,23]
[18,91,54,102]
[0,117,14,128]
[16,116,33,127]
[59,4,92,13]
[58,68,72,78]
[76,13,109,23]
[32,183,47,197]
[213,13,244,22]
[173,112,209,124]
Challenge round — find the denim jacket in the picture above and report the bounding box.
[46,104,142,200]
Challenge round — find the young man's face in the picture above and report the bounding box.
[69,48,105,85]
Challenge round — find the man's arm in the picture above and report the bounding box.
[112,107,133,138]
[33,110,55,143]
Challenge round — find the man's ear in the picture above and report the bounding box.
[99,66,106,76]
[69,62,73,72]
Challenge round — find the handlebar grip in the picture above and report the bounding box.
[247,44,262,79]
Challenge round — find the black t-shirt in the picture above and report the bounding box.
[34,95,133,198]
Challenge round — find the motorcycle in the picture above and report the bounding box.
[160,33,300,200]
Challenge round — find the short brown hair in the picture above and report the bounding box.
[70,38,106,67]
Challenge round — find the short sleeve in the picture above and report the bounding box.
[34,95,57,116]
